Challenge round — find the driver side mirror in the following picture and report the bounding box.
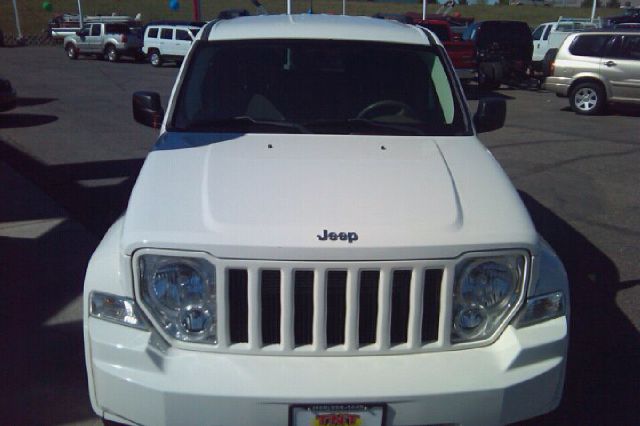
[474,98,506,133]
[76,29,88,36]
[132,91,164,128]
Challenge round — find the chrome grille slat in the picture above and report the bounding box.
[247,267,261,349]
[407,267,424,348]
[281,268,294,351]
[377,268,392,350]
[344,270,358,351]
[313,268,327,350]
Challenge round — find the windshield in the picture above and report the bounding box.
[170,39,470,136]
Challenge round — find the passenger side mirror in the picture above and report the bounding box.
[132,91,164,128]
[474,98,506,133]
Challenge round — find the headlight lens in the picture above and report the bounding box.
[452,255,526,343]
[139,254,216,343]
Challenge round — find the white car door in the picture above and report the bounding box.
[174,28,193,58]
[532,23,552,62]
[159,27,173,56]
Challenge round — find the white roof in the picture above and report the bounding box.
[205,14,431,45]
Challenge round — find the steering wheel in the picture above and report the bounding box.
[356,100,416,120]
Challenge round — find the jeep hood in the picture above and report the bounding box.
[121,133,537,260]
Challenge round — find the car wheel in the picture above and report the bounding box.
[478,72,500,91]
[150,50,162,67]
[105,45,119,62]
[65,44,78,60]
[570,82,605,115]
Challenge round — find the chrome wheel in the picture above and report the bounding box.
[573,87,597,112]
[66,45,77,59]
[105,46,118,62]
[150,51,162,67]
[570,82,605,115]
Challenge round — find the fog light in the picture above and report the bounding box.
[178,304,214,337]
[454,305,488,339]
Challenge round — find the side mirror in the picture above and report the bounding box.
[76,30,88,36]
[133,91,164,128]
[473,98,506,133]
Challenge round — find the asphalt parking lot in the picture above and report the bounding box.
[0,46,638,426]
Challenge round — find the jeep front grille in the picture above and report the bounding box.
[218,260,446,355]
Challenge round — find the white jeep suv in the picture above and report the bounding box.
[142,21,204,67]
[85,14,569,426]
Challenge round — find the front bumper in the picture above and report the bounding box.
[86,316,567,426]
[544,77,571,97]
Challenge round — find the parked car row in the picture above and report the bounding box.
[544,30,640,115]
[0,76,17,112]
[63,20,206,65]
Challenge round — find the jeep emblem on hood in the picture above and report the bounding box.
[317,229,359,243]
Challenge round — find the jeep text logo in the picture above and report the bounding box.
[317,229,359,243]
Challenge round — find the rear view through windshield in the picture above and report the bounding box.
[171,39,470,136]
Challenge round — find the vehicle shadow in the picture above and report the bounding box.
[0,113,58,129]
[463,84,516,101]
[16,97,58,107]
[560,104,640,118]
[0,140,143,236]
[0,137,146,424]
[515,191,639,426]
[0,226,98,425]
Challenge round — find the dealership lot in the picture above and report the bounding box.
[0,46,638,425]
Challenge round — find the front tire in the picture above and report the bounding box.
[65,44,78,60]
[149,50,162,67]
[570,82,605,115]
[104,45,119,62]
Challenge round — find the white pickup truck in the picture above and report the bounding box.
[531,17,601,73]
[84,14,569,426]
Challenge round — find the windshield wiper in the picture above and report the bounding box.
[183,116,310,133]
[304,118,426,135]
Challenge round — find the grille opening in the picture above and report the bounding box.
[228,269,248,343]
[294,270,314,346]
[359,270,380,345]
[390,270,411,345]
[326,271,347,346]
[261,270,281,345]
[422,269,442,343]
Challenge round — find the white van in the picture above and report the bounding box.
[142,21,204,67]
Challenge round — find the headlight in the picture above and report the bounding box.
[138,254,217,344]
[452,254,526,343]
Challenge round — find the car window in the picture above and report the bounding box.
[171,40,470,136]
[160,28,173,40]
[90,24,101,36]
[189,28,200,38]
[569,35,612,57]
[147,27,159,38]
[423,24,450,42]
[105,24,129,35]
[607,35,640,60]
[176,29,191,41]
[542,25,552,41]
[531,25,545,41]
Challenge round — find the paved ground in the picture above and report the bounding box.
[0,46,638,425]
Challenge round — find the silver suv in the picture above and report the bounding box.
[544,31,640,114]
[64,22,143,62]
